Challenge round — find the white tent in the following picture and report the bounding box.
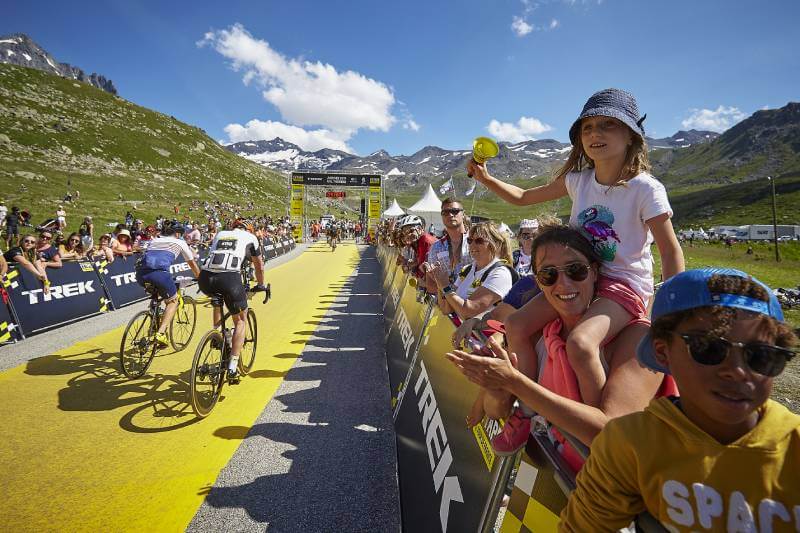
[382,198,405,218]
[386,167,405,177]
[408,184,444,234]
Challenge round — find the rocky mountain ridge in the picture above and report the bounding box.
[226,130,719,186]
[0,33,117,94]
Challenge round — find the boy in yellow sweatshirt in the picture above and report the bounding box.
[560,268,799,532]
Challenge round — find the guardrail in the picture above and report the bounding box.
[0,237,296,345]
[375,243,665,533]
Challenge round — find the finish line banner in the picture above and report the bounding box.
[4,261,109,336]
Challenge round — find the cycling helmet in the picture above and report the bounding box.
[232,218,256,233]
[399,214,424,228]
[163,222,185,236]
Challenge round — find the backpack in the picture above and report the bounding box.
[458,261,520,288]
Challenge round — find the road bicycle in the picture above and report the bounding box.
[119,283,197,379]
[189,262,271,418]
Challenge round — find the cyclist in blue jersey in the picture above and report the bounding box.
[135,223,201,348]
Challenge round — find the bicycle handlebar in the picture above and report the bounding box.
[248,283,271,304]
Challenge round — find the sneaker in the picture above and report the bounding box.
[154,331,169,349]
[491,407,531,456]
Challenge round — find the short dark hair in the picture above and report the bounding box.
[441,197,461,208]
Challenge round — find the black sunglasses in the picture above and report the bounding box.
[518,233,535,240]
[466,237,487,245]
[534,262,590,286]
[39,235,52,240]
[675,333,795,378]
[441,208,463,216]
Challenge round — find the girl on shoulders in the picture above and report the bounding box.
[468,88,684,453]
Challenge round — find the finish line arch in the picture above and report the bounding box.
[290,171,384,241]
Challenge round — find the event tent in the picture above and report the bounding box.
[408,184,444,234]
[383,199,405,218]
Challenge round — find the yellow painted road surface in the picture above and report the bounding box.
[0,242,361,532]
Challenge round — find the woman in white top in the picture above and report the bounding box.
[431,222,515,320]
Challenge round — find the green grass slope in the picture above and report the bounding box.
[0,63,288,234]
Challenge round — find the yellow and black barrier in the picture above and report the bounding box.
[377,244,514,533]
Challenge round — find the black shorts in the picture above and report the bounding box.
[198,270,248,315]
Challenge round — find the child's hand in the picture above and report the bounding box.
[466,159,490,183]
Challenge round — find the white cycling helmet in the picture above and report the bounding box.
[399,214,424,228]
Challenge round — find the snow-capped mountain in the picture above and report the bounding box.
[0,33,117,94]
[225,131,717,187]
[646,129,720,149]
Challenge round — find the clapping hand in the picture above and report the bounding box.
[446,336,518,391]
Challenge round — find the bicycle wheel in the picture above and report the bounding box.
[119,311,156,379]
[190,330,225,418]
[170,294,197,351]
[239,309,258,375]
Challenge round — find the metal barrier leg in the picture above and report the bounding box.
[478,453,519,533]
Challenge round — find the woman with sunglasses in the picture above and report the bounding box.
[35,231,62,269]
[87,234,115,263]
[3,235,51,291]
[512,218,539,276]
[431,222,516,320]
[447,223,675,459]
[58,232,85,260]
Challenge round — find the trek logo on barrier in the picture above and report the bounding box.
[21,281,95,305]
[109,262,192,287]
[390,282,401,308]
[414,360,464,531]
[396,307,415,359]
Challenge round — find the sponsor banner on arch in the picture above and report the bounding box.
[393,309,505,532]
[4,261,110,336]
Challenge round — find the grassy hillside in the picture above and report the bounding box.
[0,63,288,234]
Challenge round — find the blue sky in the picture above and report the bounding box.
[4,0,798,156]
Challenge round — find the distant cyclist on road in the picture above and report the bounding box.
[135,223,201,348]
[198,219,267,383]
[327,223,340,251]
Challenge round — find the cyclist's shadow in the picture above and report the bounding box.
[24,346,200,433]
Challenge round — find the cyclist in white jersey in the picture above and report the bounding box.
[198,220,267,383]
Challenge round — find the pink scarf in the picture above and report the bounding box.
[538,318,679,471]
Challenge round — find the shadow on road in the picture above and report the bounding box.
[190,245,400,532]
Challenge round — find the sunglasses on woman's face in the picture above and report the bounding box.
[69,239,80,244]
[675,332,795,378]
[466,237,487,245]
[441,208,463,216]
[518,233,535,240]
[22,239,36,245]
[535,262,590,286]
[39,235,52,241]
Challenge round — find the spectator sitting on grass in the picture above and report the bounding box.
[3,235,50,291]
[35,230,62,269]
[87,234,114,263]
[58,232,85,260]
[560,269,799,531]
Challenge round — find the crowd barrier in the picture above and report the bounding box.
[376,245,513,533]
[376,244,664,533]
[0,237,296,345]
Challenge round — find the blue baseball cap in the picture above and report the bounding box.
[636,268,784,374]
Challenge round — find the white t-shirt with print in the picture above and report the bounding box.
[453,260,514,318]
[565,169,672,305]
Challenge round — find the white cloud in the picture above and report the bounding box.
[200,24,399,150]
[512,16,534,37]
[681,106,747,133]
[487,116,553,142]
[403,119,421,132]
[549,18,559,29]
[224,119,353,153]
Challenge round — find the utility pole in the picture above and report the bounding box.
[768,176,780,262]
